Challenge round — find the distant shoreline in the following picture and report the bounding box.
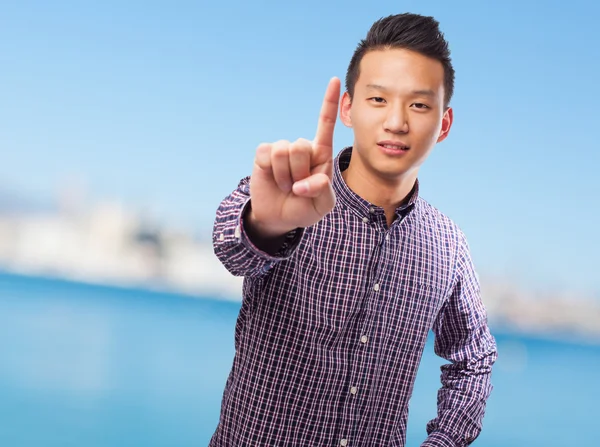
[3,268,599,347]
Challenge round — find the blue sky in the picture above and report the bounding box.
[1,0,599,294]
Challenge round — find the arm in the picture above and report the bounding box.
[213,78,341,279]
[421,233,498,447]
[212,176,304,278]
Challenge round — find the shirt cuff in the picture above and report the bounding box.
[238,199,305,260]
[420,431,460,447]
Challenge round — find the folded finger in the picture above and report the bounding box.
[271,140,293,193]
[289,138,312,183]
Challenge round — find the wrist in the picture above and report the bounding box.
[245,206,294,240]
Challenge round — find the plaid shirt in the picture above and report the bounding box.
[210,148,497,447]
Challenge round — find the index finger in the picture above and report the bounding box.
[313,77,341,162]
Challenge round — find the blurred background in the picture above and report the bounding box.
[1,0,599,446]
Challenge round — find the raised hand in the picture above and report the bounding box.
[246,77,341,239]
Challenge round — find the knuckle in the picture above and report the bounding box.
[295,137,312,146]
[255,143,271,155]
[319,113,336,125]
[289,141,309,156]
[271,140,290,158]
[254,143,271,164]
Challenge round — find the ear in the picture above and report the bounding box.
[436,107,453,143]
[340,91,353,128]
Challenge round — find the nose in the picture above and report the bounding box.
[383,105,408,134]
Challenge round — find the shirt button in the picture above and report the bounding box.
[373,283,380,291]
[369,206,375,213]
[340,440,348,447]
[360,335,368,344]
[234,225,241,239]
[350,386,358,395]
[219,233,225,241]
[385,234,390,241]
[362,216,369,223]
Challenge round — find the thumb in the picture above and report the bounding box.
[292,173,330,198]
[292,173,336,214]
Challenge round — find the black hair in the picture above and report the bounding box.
[345,13,455,108]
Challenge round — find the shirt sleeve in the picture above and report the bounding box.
[212,176,305,278]
[421,232,498,447]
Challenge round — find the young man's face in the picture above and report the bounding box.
[340,48,453,182]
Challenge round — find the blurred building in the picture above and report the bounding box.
[0,197,243,300]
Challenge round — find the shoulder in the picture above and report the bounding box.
[414,197,469,249]
[413,198,477,286]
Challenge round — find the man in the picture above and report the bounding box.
[211,12,497,447]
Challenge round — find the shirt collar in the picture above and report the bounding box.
[332,147,419,218]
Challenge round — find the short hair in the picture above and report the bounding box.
[345,13,455,108]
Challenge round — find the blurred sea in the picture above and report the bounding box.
[0,271,598,446]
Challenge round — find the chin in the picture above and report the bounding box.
[373,159,414,176]
[373,167,412,181]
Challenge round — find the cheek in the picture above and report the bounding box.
[352,108,380,131]
[411,116,443,140]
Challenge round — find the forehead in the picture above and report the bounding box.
[356,48,445,94]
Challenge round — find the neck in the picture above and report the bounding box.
[341,156,417,227]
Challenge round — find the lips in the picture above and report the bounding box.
[380,144,408,150]
[377,140,409,152]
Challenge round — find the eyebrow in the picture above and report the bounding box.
[365,84,436,97]
[365,84,389,92]
[411,89,436,97]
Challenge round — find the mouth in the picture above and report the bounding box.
[377,141,410,155]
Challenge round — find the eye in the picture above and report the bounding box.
[368,97,386,103]
[412,103,430,109]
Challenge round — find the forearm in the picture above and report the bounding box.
[422,332,497,446]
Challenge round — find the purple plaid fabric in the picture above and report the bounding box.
[210,148,497,447]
